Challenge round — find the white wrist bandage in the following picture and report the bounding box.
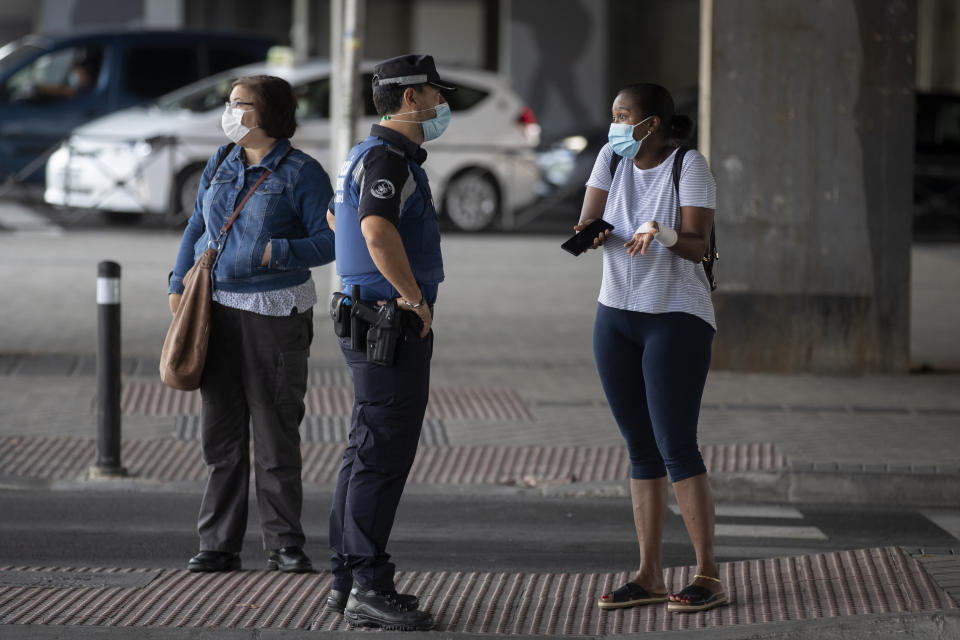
[654,227,678,247]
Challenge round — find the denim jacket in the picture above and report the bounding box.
[169,139,335,294]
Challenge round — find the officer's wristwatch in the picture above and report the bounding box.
[402,295,425,309]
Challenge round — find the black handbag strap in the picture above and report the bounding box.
[672,145,689,193]
[607,145,688,197]
[212,142,235,175]
[608,149,621,179]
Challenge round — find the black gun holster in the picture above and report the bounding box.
[329,289,403,366]
[329,291,352,337]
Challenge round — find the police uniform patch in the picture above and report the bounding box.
[370,179,396,199]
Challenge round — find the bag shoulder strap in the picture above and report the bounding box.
[212,142,235,176]
[608,150,622,179]
[610,145,688,184]
[219,146,294,237]
[672,145,718,290]
[672,145,690,196]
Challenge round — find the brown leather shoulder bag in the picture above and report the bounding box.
[159,151,278,390]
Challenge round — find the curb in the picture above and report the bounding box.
[529,469,960,508]
[2,467,959,507]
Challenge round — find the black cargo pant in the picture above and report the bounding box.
[329,316,432,593]
[197,301,312,552]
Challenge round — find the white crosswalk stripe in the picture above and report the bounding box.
[670,503,827,541]
[715,523,828,540]
[922,510,960,542]
[669,504,804,519]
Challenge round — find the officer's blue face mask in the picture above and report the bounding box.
[383,101,451,142]
[421,102,450,141]
[608,115,654,158]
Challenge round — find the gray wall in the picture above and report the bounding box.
[39,0,181,31]
[0,4,38,45]
[507,0,609,141]
[707,0,916,372]
[607,0,701,105]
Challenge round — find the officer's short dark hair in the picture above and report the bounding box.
[373,83,426,117]
[232,75,298,139]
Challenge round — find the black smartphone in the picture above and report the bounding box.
[561,219,615,256]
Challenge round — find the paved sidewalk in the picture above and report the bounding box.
[0,547,956,639]
[1,356,959,506]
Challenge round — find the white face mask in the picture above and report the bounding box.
[221,104,258,144]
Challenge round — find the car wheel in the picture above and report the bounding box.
[168,163,205,227]
[101,211,143,225]
[443,169,500,232]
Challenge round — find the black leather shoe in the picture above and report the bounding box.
[187,551,241,572]
[344,589,433,631]
[266,546,313,573]
[326,588,419,614]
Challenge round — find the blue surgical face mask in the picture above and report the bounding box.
[608,115,654,158]
[421,102,450,141]
[383,101,451,141]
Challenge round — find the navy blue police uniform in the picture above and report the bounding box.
[328,118,445,593]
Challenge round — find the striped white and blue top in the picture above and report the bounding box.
[586,144,717,330]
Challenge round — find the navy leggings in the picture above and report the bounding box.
[593,303,714,483]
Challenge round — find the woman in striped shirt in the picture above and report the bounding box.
[576,83,725,614]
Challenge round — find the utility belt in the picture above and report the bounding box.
[329,286,426,366]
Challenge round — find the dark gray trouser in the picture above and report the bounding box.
[197,301,312,552]
[329,317,433,593]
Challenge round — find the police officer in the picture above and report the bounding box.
[323,54,452,631]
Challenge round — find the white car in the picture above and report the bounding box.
[44,59,541,231]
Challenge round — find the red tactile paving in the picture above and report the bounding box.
[0,548,953,633]
[121,383,533,422]
[0,437,783,484]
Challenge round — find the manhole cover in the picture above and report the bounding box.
[0,569,160,589]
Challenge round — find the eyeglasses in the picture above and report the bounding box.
[226,100,255,110]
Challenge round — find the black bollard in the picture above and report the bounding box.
[91,261,127,478]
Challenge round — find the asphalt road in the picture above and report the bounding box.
[0,488,956,573]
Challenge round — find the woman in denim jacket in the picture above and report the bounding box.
[168,75,334,574]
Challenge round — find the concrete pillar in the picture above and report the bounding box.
[704,0,916,372]
[291,0,310,64]
[917,0,960,92]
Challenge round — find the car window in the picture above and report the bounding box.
[939,103,960,148]
[360,73,378,116]
[123,45,200,99]
[296,76,331,119]
[156,75,234,113]
[0,42,43,76]
[207,46,268,76]
[444,83,488,111]
[1,44,103,104]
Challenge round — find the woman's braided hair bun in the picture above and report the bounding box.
[668,114,694,142]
